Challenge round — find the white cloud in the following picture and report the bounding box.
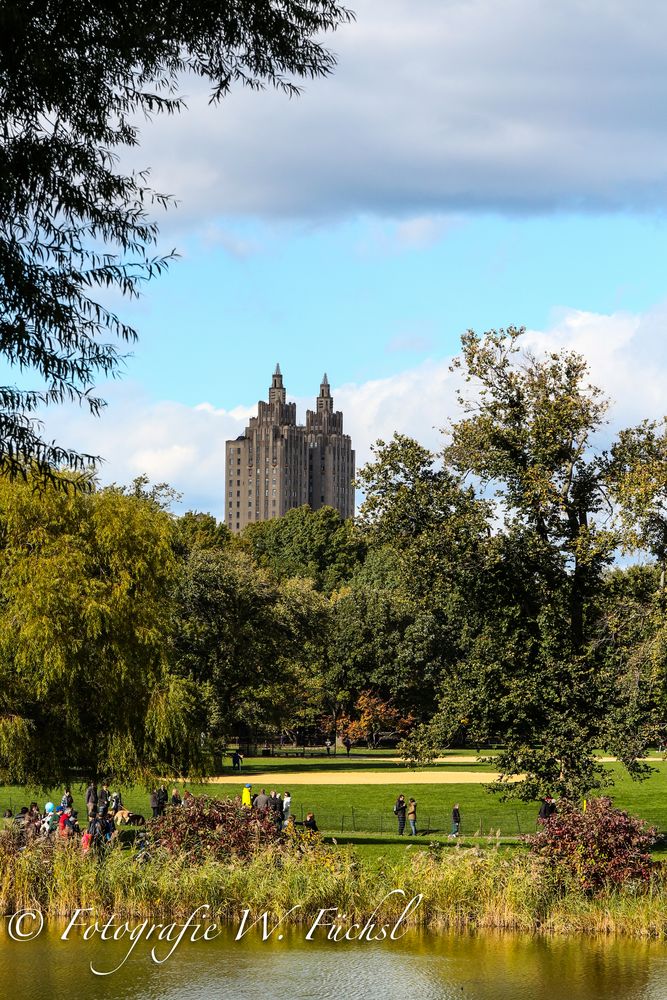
[386,333,435,354]
[41,385,248,514]
[122,0,667,227]
[341,307,667,466]
[40,304,667,519]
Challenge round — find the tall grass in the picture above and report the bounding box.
[1,833,666,938]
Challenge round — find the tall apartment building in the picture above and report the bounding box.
[225,365,355,533]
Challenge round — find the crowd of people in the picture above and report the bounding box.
[2,781,559,853]
[240,784,319,833]
[148,785,187,817]
[3,783,125,852]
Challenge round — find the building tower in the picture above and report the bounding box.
[305,374,355,519]
[225,366,355,533]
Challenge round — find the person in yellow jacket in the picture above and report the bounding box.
[241,784,252,808]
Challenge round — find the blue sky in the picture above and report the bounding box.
[127,212,667,407]
[32,0,667,516]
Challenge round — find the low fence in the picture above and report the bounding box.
[288,804,537,838]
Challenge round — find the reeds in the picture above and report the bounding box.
[1,834,666,938]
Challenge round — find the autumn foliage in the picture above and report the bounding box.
[527,797,658,892]
[148,795,282,862]
[338,690,413,748]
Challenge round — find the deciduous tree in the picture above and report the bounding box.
[0,1,353,479]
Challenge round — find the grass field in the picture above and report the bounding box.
[2,756,665,850]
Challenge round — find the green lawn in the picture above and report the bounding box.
[284,783,539,836]
[3,758,665,844]
[225,755,499,775]
[322,831,525,864]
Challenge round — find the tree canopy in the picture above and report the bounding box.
[0,1,353,480]
[0,472,203,784]
[0,329,665,797]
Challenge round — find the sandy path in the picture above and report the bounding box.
[201,755,664,786]
[207,770,510,785]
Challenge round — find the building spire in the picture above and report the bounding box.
[269,363,286,404]
[317,371,333,412]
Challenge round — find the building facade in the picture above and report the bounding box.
[225,366,355,533]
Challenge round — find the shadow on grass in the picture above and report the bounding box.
[223,760,495,776]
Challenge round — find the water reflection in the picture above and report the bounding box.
[1,924,666,1000]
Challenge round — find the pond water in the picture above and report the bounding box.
[1,920,666,1000]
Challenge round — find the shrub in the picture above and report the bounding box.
[147,795,282,862]
[527,797,658,893]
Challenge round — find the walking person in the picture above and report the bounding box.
[450,803,461,837]
[254,788,270,812]
[343,736,352,756]
[407,797,417,836]
[98,782,110,818]
[157,785,168,816]
[85,781,98,820]
[325,738,332,756]
[171,787,182,807]
[394,793,407,835]
[282,791,292,827]
[149,789,159,819]
[269,790,284,831]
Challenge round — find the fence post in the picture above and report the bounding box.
[341,815,344,834]
[352,806,356,832]
[480,817,483,836]
[515,809,521,836]
[380,812,383,834]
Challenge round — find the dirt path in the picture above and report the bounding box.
[207,770,512,785]
[202,755,664,786]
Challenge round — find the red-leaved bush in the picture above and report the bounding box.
[148,795,282,862]
[527,797,658,892]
